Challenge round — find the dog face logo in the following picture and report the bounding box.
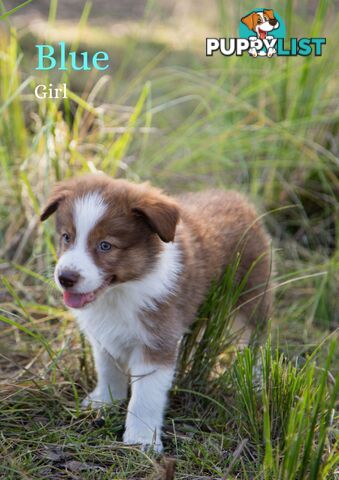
[241,9,279,39]
[240,8,283,57]
[206,9,325,58]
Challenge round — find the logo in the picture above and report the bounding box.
[239,8,284,57]
[206,8,326,58]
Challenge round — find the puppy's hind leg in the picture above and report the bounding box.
[231,274,272,349]
[230,313,254,349]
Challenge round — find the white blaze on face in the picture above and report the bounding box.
[55,192,108,295]
[256,11,279,35]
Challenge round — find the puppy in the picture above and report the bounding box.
[241,9,279,57]
[41,174,272,451]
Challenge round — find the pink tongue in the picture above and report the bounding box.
[63,291,94,308]
[259,30,266,39]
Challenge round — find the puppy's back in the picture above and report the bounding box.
[175,190,272,331]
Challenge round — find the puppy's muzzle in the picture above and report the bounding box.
[58,270,80,289]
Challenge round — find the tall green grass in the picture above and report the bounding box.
[230,340,338,479]
[0,0,338,477]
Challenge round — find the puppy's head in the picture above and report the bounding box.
[41,174,179,309]
[241,9,279,39]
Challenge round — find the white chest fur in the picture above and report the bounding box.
[72,241,182,362]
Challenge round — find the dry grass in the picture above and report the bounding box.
[0,0,338,478]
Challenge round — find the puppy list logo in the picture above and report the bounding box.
[206,8,326,58]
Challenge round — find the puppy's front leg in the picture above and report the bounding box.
[124,355,175,452]
[82,339,128,408]
[267,47,277,57]
[249,47,258,57]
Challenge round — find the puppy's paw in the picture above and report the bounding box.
[82,383,128,409]
[123,425,163,453]
[81,388,113,409]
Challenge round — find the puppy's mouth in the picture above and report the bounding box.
[258,28,267,39]
[63,276,117,309]
[63,290,96,308]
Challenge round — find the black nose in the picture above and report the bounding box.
[58,270,80,289]
[269,18,278,26]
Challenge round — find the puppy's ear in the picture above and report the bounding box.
[263,9,274,19]
[40,184,67,221]
[132,193,179,243]
[241,12,256,31]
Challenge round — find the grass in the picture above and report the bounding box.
[0,0,338,478]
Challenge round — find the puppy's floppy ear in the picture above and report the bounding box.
[132,191,179,243]
[263,9,274,19]
[40,183,67,221]
[241,12,256,31]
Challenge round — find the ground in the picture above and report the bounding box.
[0,0,338,478]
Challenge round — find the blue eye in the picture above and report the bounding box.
[62,233,71,244]
[98,241,112,252]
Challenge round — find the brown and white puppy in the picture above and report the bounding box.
[41,174,272,451]
[241,9,279,57]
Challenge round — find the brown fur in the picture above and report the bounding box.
[241,9,276,32]
[264,9,275,20]
[241,12,260,32]
[41,174,272,366]
[142,190,272,364]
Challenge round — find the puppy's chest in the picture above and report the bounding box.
[74,291,152,359]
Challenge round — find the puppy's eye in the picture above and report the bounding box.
[62,233,71,244]
[264,15,269,21]
[257,18,262,24]
[98,241,112,252]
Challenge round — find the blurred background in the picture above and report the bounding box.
[0,0,338,477]
[1,0,337,334]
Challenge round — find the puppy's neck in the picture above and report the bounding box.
[105,240,182,310]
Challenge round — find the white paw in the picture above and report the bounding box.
[81,386,124,409]
[81,384,127,409]
[249,48,257,57]
[82,393,110,409]
[123,424,163,453]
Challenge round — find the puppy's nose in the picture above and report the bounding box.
[269,18,278,26]
[58,270,80,289]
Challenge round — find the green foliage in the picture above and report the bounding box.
[232,340,338,479]
[0,0,338,477]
